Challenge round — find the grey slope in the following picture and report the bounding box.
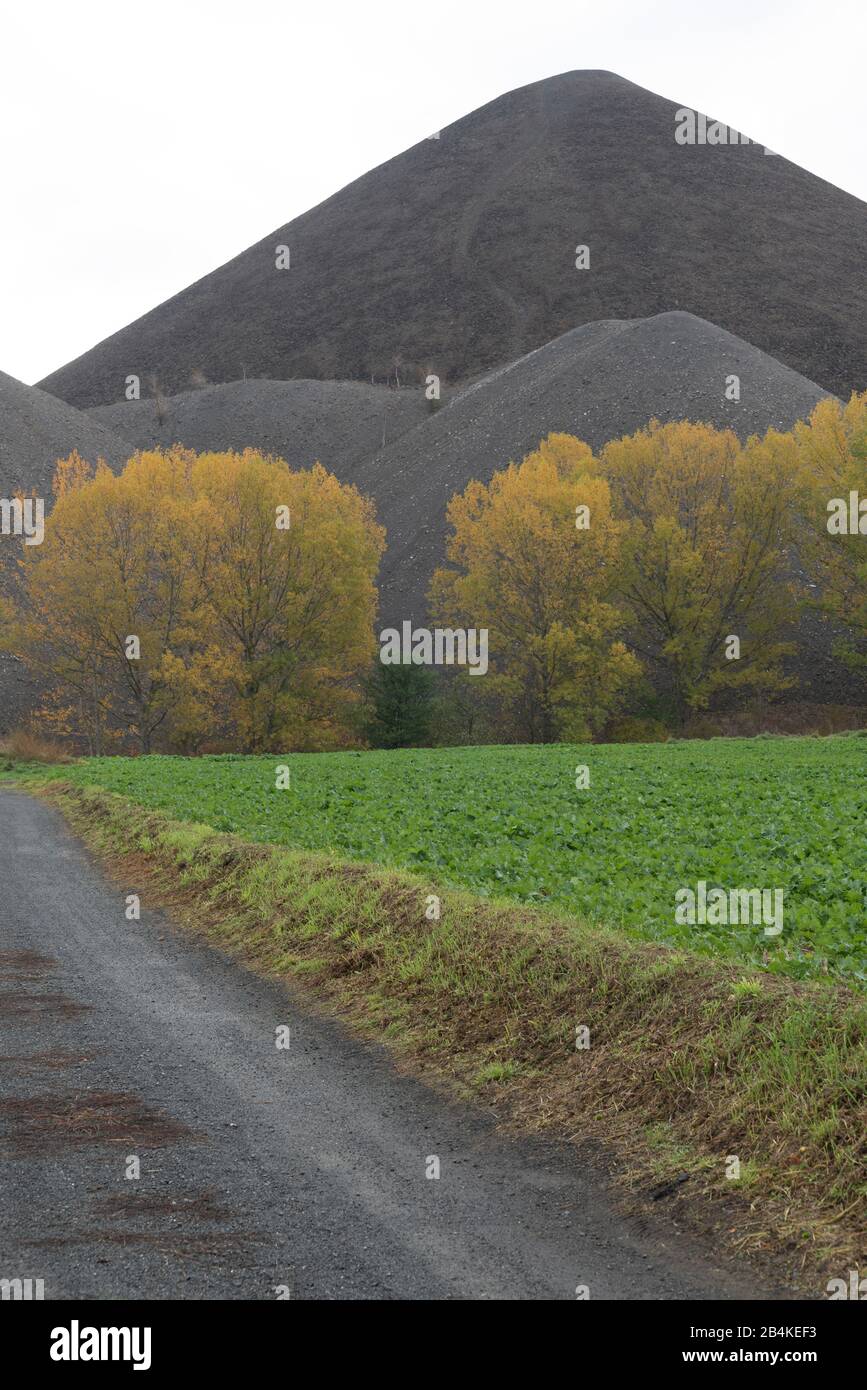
[0,367,129,499]
[90,377,434,484]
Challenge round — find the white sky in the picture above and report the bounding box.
[2,0,864,386]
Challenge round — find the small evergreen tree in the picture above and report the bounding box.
[364,662,435,748]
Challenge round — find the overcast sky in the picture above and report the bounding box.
[3,0,864,385]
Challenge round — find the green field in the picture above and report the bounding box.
[55,734,867,984]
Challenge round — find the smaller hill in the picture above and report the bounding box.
[0,368,129,499]
[90,378,434,482]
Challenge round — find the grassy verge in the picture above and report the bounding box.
[24,736,867,985]
[36,780,867,1291]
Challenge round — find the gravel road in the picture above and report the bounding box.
[0,791,777,1301]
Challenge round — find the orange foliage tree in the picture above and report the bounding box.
[792,392,867,668]
[598,420,799,722]
[429,434,640,742]
[9,449,384,752]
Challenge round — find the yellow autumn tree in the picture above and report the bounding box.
[13,449,212,752]
[192,451,384,750]
[429,433,640,742]
[598,419,799,722]
[10,448,385,752]
[792,392,867,667]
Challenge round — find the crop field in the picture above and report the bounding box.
[58,733,867,985]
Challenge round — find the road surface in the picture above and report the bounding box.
[0,790,775,1300]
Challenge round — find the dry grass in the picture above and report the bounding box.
[0,1089,193,1155]
[1,728,74,765]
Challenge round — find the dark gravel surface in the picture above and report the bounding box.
[90,378,433,483]
[355,311,832,626]
[38,70,867,409]
[0,791,780,1301]
[0,368,129,498]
